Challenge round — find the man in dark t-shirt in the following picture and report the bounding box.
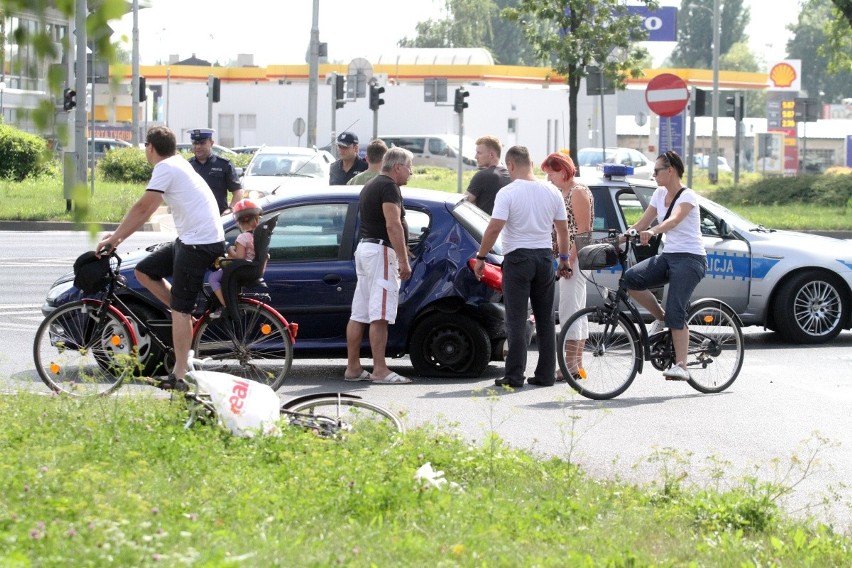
[329,131,368,185]
[345,147,414,385]
[464,135,510,215]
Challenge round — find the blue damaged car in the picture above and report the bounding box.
[42,187,509,378]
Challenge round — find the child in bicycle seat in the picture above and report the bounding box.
[207,199,263,318]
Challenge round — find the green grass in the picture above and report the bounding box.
[1,393,849,565]
[1,168,850,231]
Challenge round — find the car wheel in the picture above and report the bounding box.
[773,271,848,344]
[121,302,168,376]
[409,312,491,378]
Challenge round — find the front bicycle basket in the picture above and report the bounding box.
[578,243,619,270]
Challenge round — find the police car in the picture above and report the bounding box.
[578,165,852,344]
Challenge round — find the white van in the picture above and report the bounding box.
[379,134,477,170]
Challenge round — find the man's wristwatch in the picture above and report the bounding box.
[475,255,487,261]
[559,254,570,261]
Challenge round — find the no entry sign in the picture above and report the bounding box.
[645,73,689,117]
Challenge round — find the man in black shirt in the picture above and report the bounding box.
[329,131,368,185]
[463,135,510,215]
[188,128,243,215]
[344,147,414,384]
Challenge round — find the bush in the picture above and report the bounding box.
[711,171,852,208]
[0,124,50,180]
[98,147,152,183]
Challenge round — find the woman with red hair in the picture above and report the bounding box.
[541,152,594,382]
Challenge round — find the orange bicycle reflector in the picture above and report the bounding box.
[110,335,122,346]
[50,362,60,375]
[703,314,714,324]
[578,368,588,380]
[260,323,272,335]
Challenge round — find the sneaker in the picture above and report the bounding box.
[648,319,666,337]
[209,308,223,320]
[662,364,691,381]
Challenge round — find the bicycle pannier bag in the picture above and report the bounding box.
[578,243,619,270]
[73,251,111,293]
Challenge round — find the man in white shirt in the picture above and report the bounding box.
[97,126,226,387]
[473,146,572,388]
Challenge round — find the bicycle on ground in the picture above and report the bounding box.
[557,230,745,400]
[33,249,296,397]
[182,353,405,437]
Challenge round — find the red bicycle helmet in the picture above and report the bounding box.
[232,198,262,221]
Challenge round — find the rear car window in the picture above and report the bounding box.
[451,200,505,256]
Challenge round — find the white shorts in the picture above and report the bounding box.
[559,264,589,340]
[350,242,400,324]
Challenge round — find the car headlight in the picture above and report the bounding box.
[245,189,266,200]
[46,279,75,303]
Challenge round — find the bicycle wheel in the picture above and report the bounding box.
[33,300,136,396]
[284,395,405,439]
[191,300,293,391]
[558,306,641,400]
[685,301,745,394]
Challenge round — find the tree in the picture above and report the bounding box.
[399,0,495,50]
[398,0,537,65]
[667,0,750,69]
[503,0,657,167]
[1,0,126,130]
[819,1,852,74]
[787,0,852,103]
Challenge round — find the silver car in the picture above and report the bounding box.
[576,171,852,344]
[241,146,334,199]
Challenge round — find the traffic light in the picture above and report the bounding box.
[724,95,736,118]
[139,76,147,102]
[369,84,385,111]
[693,88,707,117]
[724,93,744,121]
[453,86,469,114]
[62,88,76,111]
[334,74,345,109]
[210,77,221,103]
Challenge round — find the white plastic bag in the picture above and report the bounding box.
[190,370,281,437]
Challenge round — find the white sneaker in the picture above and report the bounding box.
[663,364,691,381]
[648,320,666,336]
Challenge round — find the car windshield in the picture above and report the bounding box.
[249,155,324,177]
[577,149,615,166]
[451,199,505,256]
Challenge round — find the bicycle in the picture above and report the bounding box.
[33,250,297,397]
[557,230,745,400]
[182,353,405,437]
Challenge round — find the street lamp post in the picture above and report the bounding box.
[709,0,720,184]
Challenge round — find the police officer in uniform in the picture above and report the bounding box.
[329,131,368,185]
[188,128,243,215]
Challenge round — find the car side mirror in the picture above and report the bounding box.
[235,167,244,177]
[719,219,731,237]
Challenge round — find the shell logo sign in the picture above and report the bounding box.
[769,63,796,88]
[767,60,802,91]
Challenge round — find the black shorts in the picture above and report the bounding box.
[135,239,225,314]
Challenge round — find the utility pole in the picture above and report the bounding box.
[307,0,319,147]
[74,0,87,187]
[131,0,140,145]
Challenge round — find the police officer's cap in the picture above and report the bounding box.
[190,128,215,142]
[337,131,358,147]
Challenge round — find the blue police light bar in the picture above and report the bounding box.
[602,164,634,178]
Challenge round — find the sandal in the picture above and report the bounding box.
[371,372,411,384]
